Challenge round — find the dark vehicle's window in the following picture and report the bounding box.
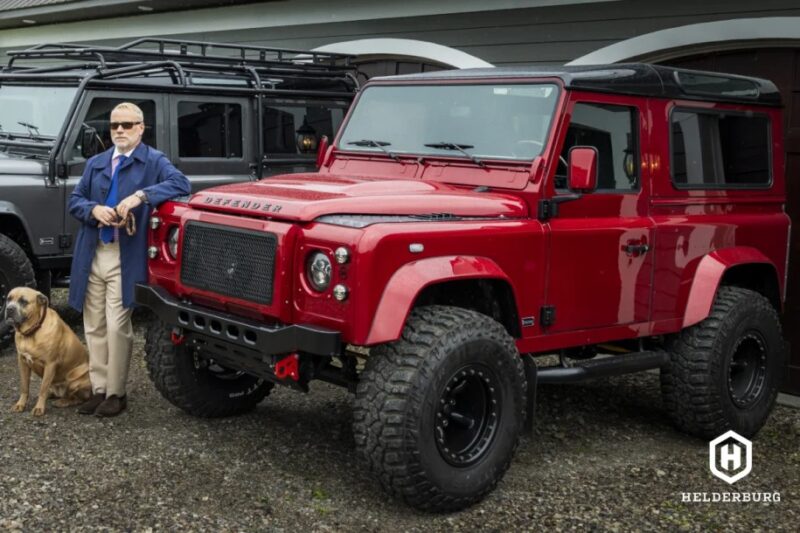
[671,110,771,187]
[263,102,346,157]
[73,98,157,159]
[557,103,638,191]
[178,102,242,158]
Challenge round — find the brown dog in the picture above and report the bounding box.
[5,287,91,416]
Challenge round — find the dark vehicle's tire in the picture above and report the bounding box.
[661,286,785,439]
[353,306,527,512]
[0,234,35,351]
[144,320,273,417]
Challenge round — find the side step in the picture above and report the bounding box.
[537,350,669,384]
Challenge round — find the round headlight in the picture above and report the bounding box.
[167,227,180,259]
[306,252,332,292]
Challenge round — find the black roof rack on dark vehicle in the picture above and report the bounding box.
[1,38,359,94]
[0,38,360,183]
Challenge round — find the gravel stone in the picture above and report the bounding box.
[0,289,797,530]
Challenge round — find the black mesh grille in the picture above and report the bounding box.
[180,222,276,305]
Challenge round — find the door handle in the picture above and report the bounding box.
[624,242,650,256]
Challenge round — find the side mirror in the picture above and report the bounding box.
[316,135,329,169]
[567,146,598,193]
[81,125,102,159]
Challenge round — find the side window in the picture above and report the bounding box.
[557,103,638,191]
[671,110,770,187]
[178,102,242,158]
[263,102,346,158]
[72,98,157,159]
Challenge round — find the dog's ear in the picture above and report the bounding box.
[36,293,49,309]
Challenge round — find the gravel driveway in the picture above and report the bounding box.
[0,290,797,531]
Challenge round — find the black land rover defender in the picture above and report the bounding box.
[0,39,357,348]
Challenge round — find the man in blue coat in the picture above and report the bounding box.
[68,102,190,417]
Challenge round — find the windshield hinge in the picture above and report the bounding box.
[537,194,581,222]
[540,305,556,327]
[58,234,72,249]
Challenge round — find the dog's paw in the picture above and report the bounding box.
[31,405,45,417]
[10,401,26,413]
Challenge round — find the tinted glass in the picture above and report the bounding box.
[263,102,346,156]
[72,98,156,159]
[0,85,76,137]
[671,111,770,187]
[178,102,242,158]
[339,84,559,160]
[557,103,638,191]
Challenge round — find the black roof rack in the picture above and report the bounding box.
[7,38,353,70]
[1,38,359,93]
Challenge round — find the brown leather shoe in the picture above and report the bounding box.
[95,395,127,417]
[77,393,105,415]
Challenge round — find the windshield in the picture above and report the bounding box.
[0,85,77,137]
[338,83,559,161]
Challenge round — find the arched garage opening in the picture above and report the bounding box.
[313,38,493,82]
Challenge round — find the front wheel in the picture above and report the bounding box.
[661,286,785,439]
[144,320,273,417]
[353,306,527,512]
[0,234,35,351]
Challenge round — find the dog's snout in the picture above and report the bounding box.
[4,302,20,322]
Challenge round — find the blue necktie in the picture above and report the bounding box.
[100,155,127,244]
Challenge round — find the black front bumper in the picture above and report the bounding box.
[134,284,341,357]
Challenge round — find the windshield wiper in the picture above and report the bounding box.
[346,139,403,161]
[18,121,41,137]
[424,142,486,168]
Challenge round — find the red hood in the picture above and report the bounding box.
[188,174,528,222]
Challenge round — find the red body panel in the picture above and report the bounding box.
[147,78,790,354]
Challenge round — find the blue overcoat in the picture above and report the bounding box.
[68,143,191,311]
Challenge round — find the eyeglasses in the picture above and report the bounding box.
[109,121,142,130]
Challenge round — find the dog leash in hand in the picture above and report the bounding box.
[111,208,137,236]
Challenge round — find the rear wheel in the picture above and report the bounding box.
[353,306,527,512]
[661,286,784,439]
[144,320,273,417]
[0,234,35,351]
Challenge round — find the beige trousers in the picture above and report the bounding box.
[83,242,134,397]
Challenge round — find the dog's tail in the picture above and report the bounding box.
[66,363,92,399]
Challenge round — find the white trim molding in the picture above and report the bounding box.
[313,39,493,69]
[569,17,800,65]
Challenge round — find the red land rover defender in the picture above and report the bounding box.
[136,65,790,512]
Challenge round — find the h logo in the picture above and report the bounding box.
[709,430,752,484]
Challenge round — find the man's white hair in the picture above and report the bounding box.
[111,102,144,123]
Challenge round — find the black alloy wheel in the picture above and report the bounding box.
[728,332,768,409]
[435,364,501,467]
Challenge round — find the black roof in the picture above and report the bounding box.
[376,64,781,107]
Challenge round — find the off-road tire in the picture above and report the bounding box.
[353,306,527,512]
[0,234,35,351]
[661,286,785,439]
[144,320,273,417]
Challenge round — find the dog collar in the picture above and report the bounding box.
[16,306,48,337]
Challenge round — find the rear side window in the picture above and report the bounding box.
[670,110,771,188]
[178,101,242,158]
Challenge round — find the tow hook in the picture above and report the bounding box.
[171,327,185,346]
[275,353,300,381]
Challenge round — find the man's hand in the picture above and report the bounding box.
[115,194,143,219]
[92,205,120,227]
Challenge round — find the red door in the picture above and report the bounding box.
[543,94,654,334]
